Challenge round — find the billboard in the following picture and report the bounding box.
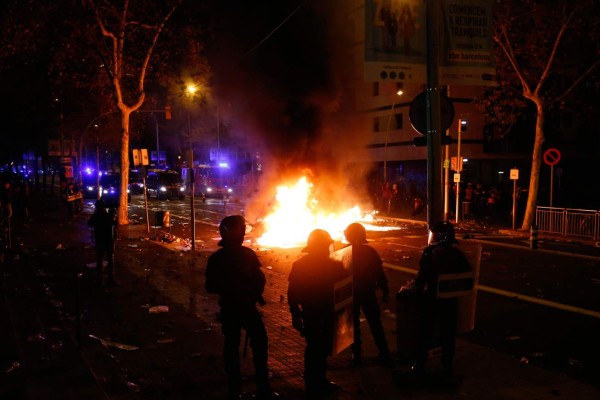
[364,0,495,86]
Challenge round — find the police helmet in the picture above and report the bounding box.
[344,222,367,244]
[428,221,458,245]
[302,229,334,254]
[218,215,246,246]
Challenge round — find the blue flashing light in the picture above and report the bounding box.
[218,162,229,168]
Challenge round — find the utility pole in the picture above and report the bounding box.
[425,0,444,227]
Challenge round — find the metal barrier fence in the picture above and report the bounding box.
[535,207,600,240]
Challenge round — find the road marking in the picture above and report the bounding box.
[383,262,600,319]
[465,239,600,261]
[477,285,600,319]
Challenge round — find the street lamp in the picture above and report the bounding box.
[383,89,404,183]
[185,82,199,251]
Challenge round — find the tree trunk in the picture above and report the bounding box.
[521,99,545,231]
[118,110,131,226]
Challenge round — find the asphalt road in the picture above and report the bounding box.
[127,193,600,386]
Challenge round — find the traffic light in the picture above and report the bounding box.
[165,105,172,120]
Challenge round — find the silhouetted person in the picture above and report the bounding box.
[413,221,471,379]
[1,181,13,229]
[288,229,349,398]
[87,199,116,286]
[343,223,393,367]
[205,215,274,400]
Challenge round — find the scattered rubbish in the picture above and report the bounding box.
[568,358,583,368]
[506,335,521,341]
[128,244,138,248]
[266,266,273,270]
[51,341,63,351]
[519,357,529,364]
[127,381,141,392]
[56,244,65,250]
[5,361,20,373]
[28,332,46,342]
[89,334,139,351]
[594,242,600,248]
[157,338,176,344]
[148,305,169,313]
[50,299,63,308]
[401,255,411,260]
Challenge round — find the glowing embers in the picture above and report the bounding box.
[256,177,382,249]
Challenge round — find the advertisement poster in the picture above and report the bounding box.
[364,0,427,83]
[364,0,495,86]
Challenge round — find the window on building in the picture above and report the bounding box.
[373,117,380,132]
[394,113,403,129]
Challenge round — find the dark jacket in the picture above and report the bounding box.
[205,245,266,309]
[416,243,471,298]
[87,209,116,246]
[288,253,348,318]
[351,244,388,298]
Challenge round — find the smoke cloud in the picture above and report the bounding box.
[211,1,376,223]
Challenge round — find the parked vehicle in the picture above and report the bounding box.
[194,164,235,200]
[99,173,131,208]
[145,169,185,200]
[129,169,145,194]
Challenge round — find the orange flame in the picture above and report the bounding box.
[256,177,378,248]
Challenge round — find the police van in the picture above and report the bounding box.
[145,169,185,200]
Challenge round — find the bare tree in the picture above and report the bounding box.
[86,0,182,225]
[492,0,600,230]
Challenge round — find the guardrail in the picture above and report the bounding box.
[535,207,599,240]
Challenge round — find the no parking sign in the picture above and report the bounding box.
[543,148,561,166]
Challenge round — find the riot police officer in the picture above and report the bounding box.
[343,222,393,367]
[288,229,349,398]
[87,199,117,285]
[413,221,471,378]
[205,215,274,400]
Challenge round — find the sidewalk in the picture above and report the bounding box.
[1,193,599,399]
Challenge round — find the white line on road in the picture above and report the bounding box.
[383,262,600,319]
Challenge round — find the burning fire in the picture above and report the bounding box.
[256,177,380,248]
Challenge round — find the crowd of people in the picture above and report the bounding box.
[377,179,520,222]
[205,215,472,399]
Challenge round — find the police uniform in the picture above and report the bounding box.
[344,223,392,366]
[288,229,348,397]
[87,200,116,285]
[414,221,471,377]
[205,216,272,399]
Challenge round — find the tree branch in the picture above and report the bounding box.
[493,25,533,98]
[136,0,182,104]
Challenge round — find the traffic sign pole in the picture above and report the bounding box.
[543,148,561,208]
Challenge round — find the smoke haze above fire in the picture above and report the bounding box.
[210,1,376,222]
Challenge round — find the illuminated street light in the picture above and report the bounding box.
[186,83,198,96]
